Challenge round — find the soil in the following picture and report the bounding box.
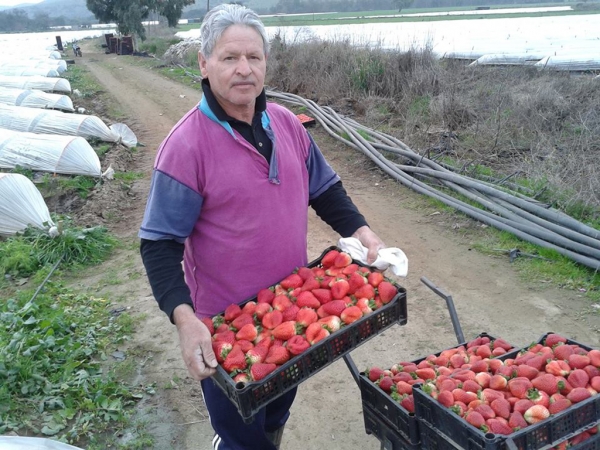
[72,41,600,450]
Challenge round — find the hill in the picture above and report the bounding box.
[3,0,280,22]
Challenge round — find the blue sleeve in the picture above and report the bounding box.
[139,169,203,243]
[306,133,340,200]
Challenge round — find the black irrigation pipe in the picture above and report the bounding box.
[267,90,600,271]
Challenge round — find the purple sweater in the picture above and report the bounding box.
[140,97,339,317]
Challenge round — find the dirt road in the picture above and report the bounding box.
[76,42,600,450]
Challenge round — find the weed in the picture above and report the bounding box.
[95,144,112,158]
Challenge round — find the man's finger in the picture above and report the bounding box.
[199,340,218,368]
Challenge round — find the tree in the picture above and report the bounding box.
[394,0,414,11]
[86,0,192,41]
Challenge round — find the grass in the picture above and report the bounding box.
[63,65,103,98]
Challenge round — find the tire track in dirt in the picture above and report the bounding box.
[75,41,600,450]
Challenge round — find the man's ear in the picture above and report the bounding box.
[198,52,208,78]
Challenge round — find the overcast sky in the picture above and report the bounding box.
[0,0,43,6]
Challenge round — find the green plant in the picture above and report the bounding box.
[94,144,111,158]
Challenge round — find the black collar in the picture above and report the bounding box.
[201,78,266,124]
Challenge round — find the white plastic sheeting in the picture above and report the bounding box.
[470,54,542,66]
[0,87,74,112]
[0,58,68,73]
[0,67,60,77]
[0,173,54,236]
[535,55,600,72]
[0,129,101,177]
[0,437,83,450]
[0,75,71,93]
[0,104,138,147]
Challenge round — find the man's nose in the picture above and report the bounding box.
[235,57,252,76]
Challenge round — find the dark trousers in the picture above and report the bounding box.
[201,378,297,450]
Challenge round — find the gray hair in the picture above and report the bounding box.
[200,4,270,58]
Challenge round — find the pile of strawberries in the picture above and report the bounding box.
[367,333,600,442]
[205,249,399,383]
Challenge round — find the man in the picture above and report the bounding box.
[139,4,385,449]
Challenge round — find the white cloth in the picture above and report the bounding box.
[337,237,408,277]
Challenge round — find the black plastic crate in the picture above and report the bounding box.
[413,332,600,450]
[363,404,420,450]
[420,420,600,450]
[359,333,520,446]
[210,246,408,423]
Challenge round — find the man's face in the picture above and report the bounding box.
[199,24,267,119]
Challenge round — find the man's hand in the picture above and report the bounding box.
[352,225,386,265]
[173,304,218,381]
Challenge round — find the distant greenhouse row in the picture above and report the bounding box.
[0,45,137,237]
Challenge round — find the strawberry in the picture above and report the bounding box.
[377,281,397,304]
[222,346,247,373]
[265,345,290,365]
[513,399,535,415]
[492,347,507,357]
[257,288,275,304]
[516,365,539,380]
[261,310,283,330]
[491,398,511,420]
[233,371,251,384]
[591,376,600,392]
[524,405,550,424]
[224,304,242,322]
[476,345,492,359]
[330,278,350,299]
[296,307,318,328]
[334,251,353,268]
[286,335,310,356]
[246,345,268,364]
[235,339,254,353]
[300,276,320,292]
[311,267,326,278]
[367,271,384,287]
[545,333,568,347]
[470,360,489,374]
[548,397,571,414]
[215,322,230,334]
[200,317,215,335]
[566,387,591,403]
[250,363,277,381]
[400,395,415,413]
[212,340,232,363]
[474,404,496,420]
[213,330,236,345]
[305,322,330,345]
[318,315,341,333]
[295,291,321,309]
[415,368,437,381]
[241,301,257,316]
[546,360,571,377]
[508,378,533,399]
[524,355,546,372]
[589,349,600,367]
[347,271,367,294]
[312,288,332,305]
[325,267,343,277]
[340,306,363,324]
[487,419,513,435]
[272,295,293,312]
[280,273,303,290]
[231,313,254,331]
[508,411,528,429]
[571,432,592,445]
[465,411,486,429]
[321,249,340,268]
[356,297,376,315]
[553,344,574,360]
[567,369,589,389]
[585,365,600,379]
[437,390,454,407]
[475,372,491,388]
[342,263,359,274]
[254,302,272,320]
[321,299,348,317]
[235,323,258,342]
[255,330,273,348]
[532,373,560,395]
[452,388,478,404]
[378,376,394,393]
[368,366,384,382]
[272,321,301,341]
[296,266,313,281]
[493,338,513,351]
[281,304,300,322]
[480,388,505,404]
[568,354,590,370]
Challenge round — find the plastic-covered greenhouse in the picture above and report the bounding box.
[0,104,138,147]
[0,67,59,77]
[0,58,68,73]
[0,129,101,176]
[0,75,72,93]
[0,172,54,236]
[0,86,74,112]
